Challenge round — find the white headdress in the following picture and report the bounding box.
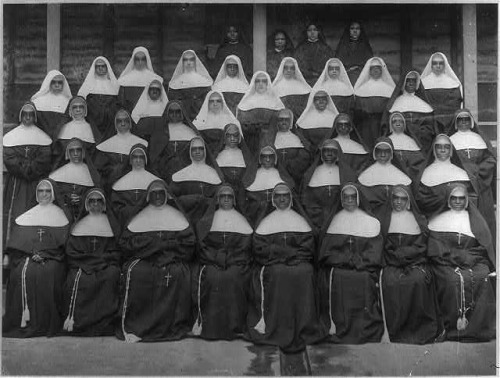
[237,71,285,111]
[313,58,354,96]
[78,56,119,97]
[354,57,395,98]
[131,79,168,123]
[168,50,213,90]
[272,57,311,97]
[118,46,162,87]
[31,70,72,112]
[212,55,249,94]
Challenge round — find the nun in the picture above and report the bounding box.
[212,55,249,115]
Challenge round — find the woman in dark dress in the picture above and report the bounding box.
[3,179,70,337]
[212,55,249,116]
[247,182,327,353]
[62,188,121,336]
[213,25,253,80]
[192,184,253,340]
[267,29,295,81]
[117,179,196,342]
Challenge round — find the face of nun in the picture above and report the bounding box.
[313,92,328,111]
[405,75,418,94]
[218,189,234,210]
[50,75,64,94]
[307,24,319,41]
[328,63,341,79]
[131,150,146,170]
[449,192,467,211]
[167,103,183,123]
[21,107,36,126]
[274,32,286,51]
[150,188,167,207]
[88,192,105,214]
[71,100,86,120]
[434,139,452,161]
[456,114,472,132]
[342,187,358,212]
[336,116,352,136]
[322,147,338,165]
[374,144,392,164]
[208,93,223,114]
[182,52,196,73]
[224,125,240,148]
[68,145,84,164]
[392,191,409,212]
[391,114,405,134]
[225,61,239,78]
[369,65,382,80]
[431,55,445,75]
[95,59,108,77]
[227,26,239,43]
[260,151,276,169]
[349,22,361,41]
[115,111,131,134]
[283,61,296,80]
[190,140,206,162]
[134,52,147,71]
[255,74,268,94]
[274,190,292,210]
[277,112,292,132]
[148,85,162,101]
[37,181,53,205]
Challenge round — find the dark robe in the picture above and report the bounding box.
[85,93,120,142]
[94,151,130,195]
[267,48,295,81]
[331,95,354,118]
[280,95,308,122]
[222,92,244,116]
[134,115,165,143]
[425,87,462,134]
[213,43,253,80]
[295,41,334,87]
[36,111,71,141]
[353,96,390,150]
[335,26,373,85]
[237,108,280,155]
[118,86,144,115]
[167,87,212,122]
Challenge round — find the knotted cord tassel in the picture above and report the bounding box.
[328,267,336,335]
[20,257,30,328]
[254,266,266,334]
[192,265,206,336]
[64,269,82,332]
[454,268,468,331]
[122,259,141,343]
[379,269,390,343]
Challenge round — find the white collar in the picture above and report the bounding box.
[420,160,470,186]
[193,91,241,131]
[450,130,487,150]
[96,133,148,155]
[57,120,96,143]
[78,57,120,97]
[327,208,380,237]
[216,148,246,168]
[354,79,395,98]
[210,208,253,234]
[118,69,162,87]
[421,72,461,90]
[246,168,283,191]
[49,162,94,186]
[358,162,411,186]
[16,203,69,227]
[32,93,70,113]
[308,164,340,187]
[3,124,52,147]
[171,162,222,185]
[388,211,421,235]
[334,136,368,155]
[389,133,421,151]
[71,213,114,237]
[131,85,168,123]
[274,131,305,149]
[128,204,189,232]
[237,92,285,111]
[168,71,213,90]
[296,109,337,129]
[168,122,198,141]
[389,94,433,113]
[428,210,474,238]
[313,80,354,97]
[212,77,249,94]
[112,169,160,191]
[272,78,311,97]
[256,208,311,235]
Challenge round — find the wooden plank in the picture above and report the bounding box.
[462,4,478,119]
[47,4,61,71]
[253,4,266,72]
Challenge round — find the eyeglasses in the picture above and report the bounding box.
[88,198,104,204]
[431,61,444,66]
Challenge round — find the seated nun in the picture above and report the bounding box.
[3,179,70,337]
[449,109,497,242]
[193,90,243,154]
[353,57,395,150]
[420,52,463,134]
[212,55,249,115]
[167,50,213,121]
[313,58,355,116]
[118,179,196,343]
[237,71,285,154]
[49,138,100,223]
[214,124,253,197]
[318,183,384,344]
[427,183,495,342]
[271,108,312,188]
[55,96,99,159]
[148,100,199,182]
[416,134,474,217]
[379,185,439,344]
[358,137,412,221]
[247,182,326,353]
[3,103,52,253]
[241,145,295,227]
[62,188,121,336]
[387,111,426,182]
[301,139,357,231]
[110,144,160,229]
[192,184,253,340]
[94,109,148,192]
[384,70,436,153]
[271,57,311,121]
[31,70,72,139]
[170,137,223,225]
[78,56,120,141]
[131,79,168,142]
[296,89,340,150]
[117,46,162,113]
[327,113,370,174]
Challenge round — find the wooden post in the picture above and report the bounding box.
[47,4,61,71]
[400,5,412,75]
[462,4,478,119]
[253,4,266,72]
[102,4,115,65]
